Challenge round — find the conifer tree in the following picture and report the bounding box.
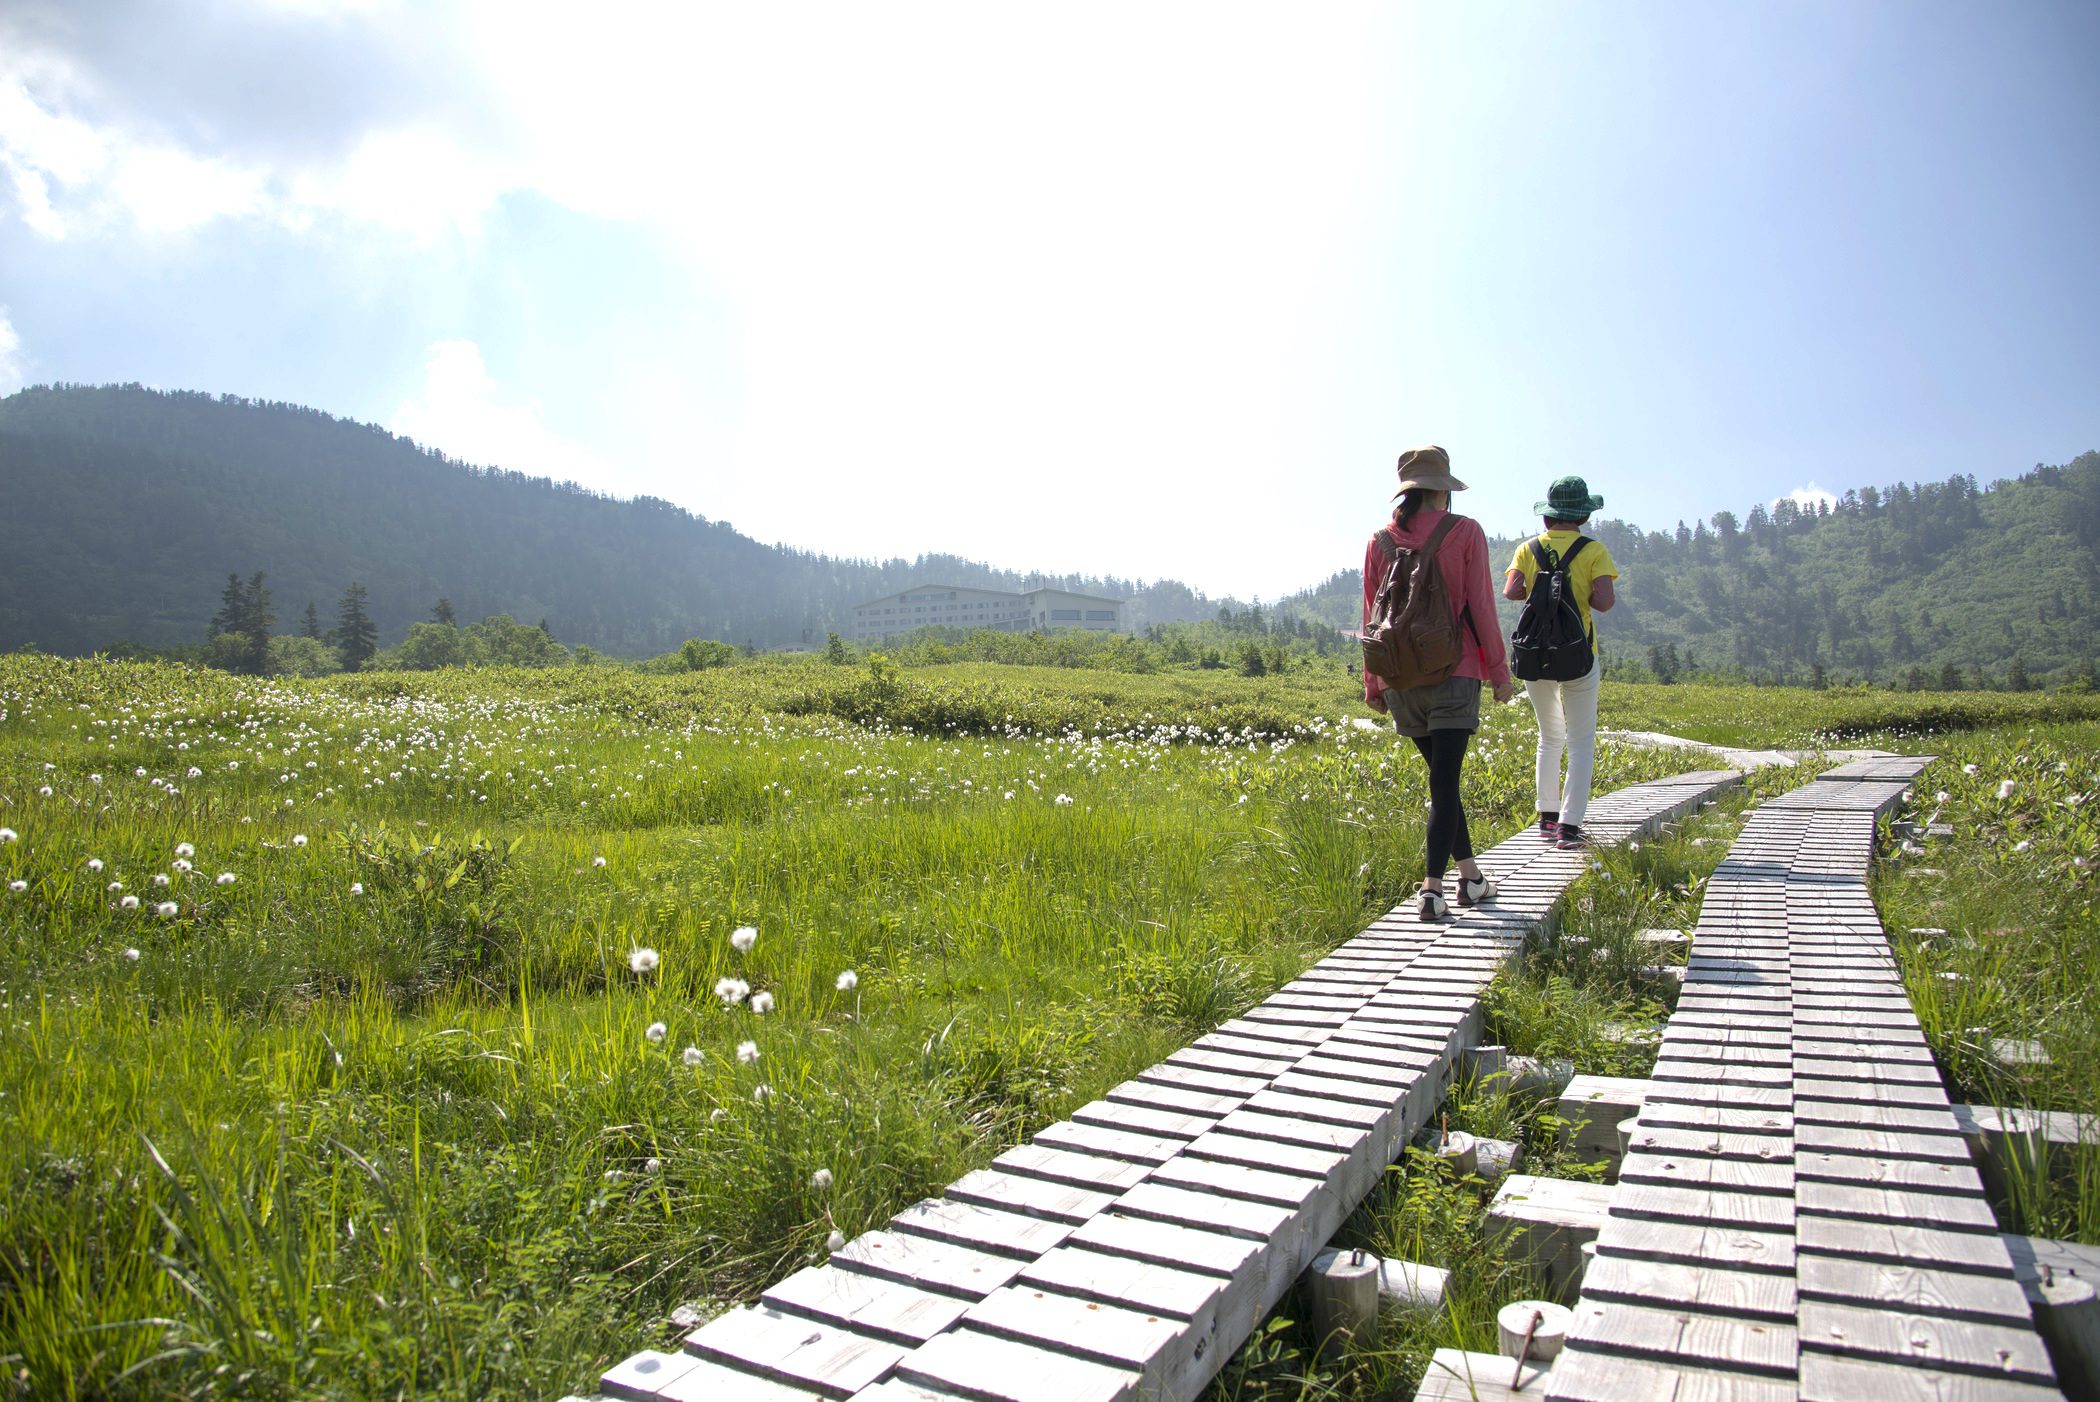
[209,573,248,640]
[302,601,322,639]
[241,571,276,668]
[335,583,378,671]
[431,597,456,626]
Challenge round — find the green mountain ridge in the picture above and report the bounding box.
[0,385,1232,656]
[1288,454,2100,684]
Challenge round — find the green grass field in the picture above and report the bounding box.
[3,655,2095,1400]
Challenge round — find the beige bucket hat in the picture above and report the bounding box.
[1392,444,1468,497]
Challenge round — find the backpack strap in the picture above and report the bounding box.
[1530,538,1557,572]
[1559,536,1591,571]
[1421,513,1463,559]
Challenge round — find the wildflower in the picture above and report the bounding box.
[123,947,140,960]
[811,1168,833,1191]
[1936,791,1950,802]
[836,970,858,992]
[120,895,139,910]
[349,883,364,895]
[172,859,192,873]
[628,947,660,974]
[216,873,237,886]
[751,991,775,1014]
[1962,763,1978,775]
[1996,780,2017,800]
[87,858,104,872]
[710,1108,727,1123]
[6,880,24,893]
[644,1157,662,1174]
[1055,793,1074,805]
[592,856,607,868]
[134,768,147,777]
[826,1229,845,1251]
[187,767,203,779]
[730,926,758,953]
[645,1021,667,1044]
[737,1040,760,1064]
[603,1169,624,1182]
[753,1084,771,1103]
[0,828,11,842]
[156,901,178,917]
[227,761,238,770]
[293,834,308,847]
[108,881,123,891]
[714,976,750,1005]
[175,843,194,857]
[2012,840,2033,853]
[89,774,102,784]
[37,786,51,798]
[683,1046,704,1067]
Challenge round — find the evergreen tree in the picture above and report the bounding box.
[537,617,554,638]
[302,601,322,639]
[334,583,378,671]
[209,573,248,640]
[241,571,275,667]
[2006,657,2031,692]
[431,597,456,627]
[1937,662,1961,691]
[824,631,849,664]
[206,570,274,673]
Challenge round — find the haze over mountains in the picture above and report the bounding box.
[1,383,2094,684]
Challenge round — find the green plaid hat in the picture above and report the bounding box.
[1535,476,1604,518]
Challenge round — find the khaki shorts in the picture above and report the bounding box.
[1382,676,1482,738]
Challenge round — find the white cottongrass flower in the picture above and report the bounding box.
[644,1157,662,1174]
[88,858,105,872]
[736,1040,760,1064]
[156,901,178,917]
[350,882,364,895]
[836,970,859,992]
[1054,793,1074,805]
[751,991,775,1014]
[6,880,24,893]
[108,881,123,891]
[37,786,52,798]
[187,767,203,779]
[714,976,750,1005]
[153,874,169,887]
[123,947,140,960]
[810,1168,833,1191]
[1996,780,2017,800]
[0,828,13,843]
[710,1108,727,1123]
[2012,840,2033,853]
[1004,791,1014,800]
[293,834,308,847]
[172,859,192,873]
[227,761,238,771]
[683,1046,704,1067]
[645,1021,667,1044]
[175,843,194,857]
[752,1084,771,1103]
[120,895,139,910]
[826,1229,845,1251]
[730,926,757,953]
[592,856,607,868]
[216,872,237,886]
[89,774,102,784]
[1936,791,1950,802]
[1962,763,1979,775]
[628,947,661,974]
[134,768,147,778]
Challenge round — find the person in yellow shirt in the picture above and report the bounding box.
[1504,476,1619,850]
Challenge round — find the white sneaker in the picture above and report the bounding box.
[1418,888,1451,922]
[1457,874,1497,907]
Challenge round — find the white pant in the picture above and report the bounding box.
[1527,668,1602,826]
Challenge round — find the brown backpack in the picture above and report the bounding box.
[1361,514,1475,690]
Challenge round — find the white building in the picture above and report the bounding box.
[851,585,1124,642]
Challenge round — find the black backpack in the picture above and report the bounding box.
[1510,537,1594,681]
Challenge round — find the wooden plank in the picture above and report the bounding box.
[1594,1216,1797,1273]
[1793,1218,2016,1274]
[599,1350,707,1401]
[1794,1180,1998,1231]
[1146,1154,1331,1211]
[1103,1079,1244,1120]
[1794,1124,1973,1163]
[890,1199,1072,1260]
[1793,1078,1949,1108]
[1266,1068,1408,1108]
[1795,1255,2036,1326]
[991,1144,1150,1196]
[945,1170,1116,1226]
[1069,1100,1216,1141]
[1561,1298,1798,1373]
[1019,1245,1227,1322]
[1030,1120,1182,1166]
[897,1328,1140,1402]
[1136,1061,1269,1098]
[649,1358,827,1401]
[830,1229,1030,1299]
[1111,1182,1301,1247]
[1796,1351,2065,1401]
[1544,1348,1796,1401]
[961,1287,1196,1398]
[683,1304,907,1398]
[1796,1301,2057,1383]
[1580,1254,1797,1321]
[1622,1124,1797,1162]
[763,1266,972,1345]
[1794,1151,1984,1195]
[1611,1183,1797,1231]
[1241,1087,1391,1131]
[1180,1129,1349,1182]
[1618,1154,1794,1195]
[1064,1213,1262,1280]
[1415,1348,1553,1400]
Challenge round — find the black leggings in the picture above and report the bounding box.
[1410,730,1475,880]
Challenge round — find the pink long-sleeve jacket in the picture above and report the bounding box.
[1360,507,1511,705]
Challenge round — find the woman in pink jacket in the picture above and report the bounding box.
[1362,446,1517,921]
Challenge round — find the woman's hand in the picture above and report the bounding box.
[1366,692,1389,715]
[1492,680,1517,704]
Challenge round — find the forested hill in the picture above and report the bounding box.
[1287,453,2100,686]
[0,384,1224,656]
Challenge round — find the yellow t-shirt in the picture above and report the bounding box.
[1508,530,1619,651]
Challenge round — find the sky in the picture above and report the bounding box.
[2,1,2096,600]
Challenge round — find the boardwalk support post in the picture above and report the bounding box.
[1305,1247,1380,1349]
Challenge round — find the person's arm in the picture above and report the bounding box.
[1362,534,1386,710]
[1590,576,1617,613]
[1461,523,1512,693]
[1504,569,1528,601]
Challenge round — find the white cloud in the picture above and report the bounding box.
[0,307,23,392]
[1778,482,1839,513]
[390,339,605,482]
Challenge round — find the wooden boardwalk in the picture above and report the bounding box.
[594,770,1741,1402]
[1548,755,2072,1401]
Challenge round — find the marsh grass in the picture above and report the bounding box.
[0,655,1718,1400]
